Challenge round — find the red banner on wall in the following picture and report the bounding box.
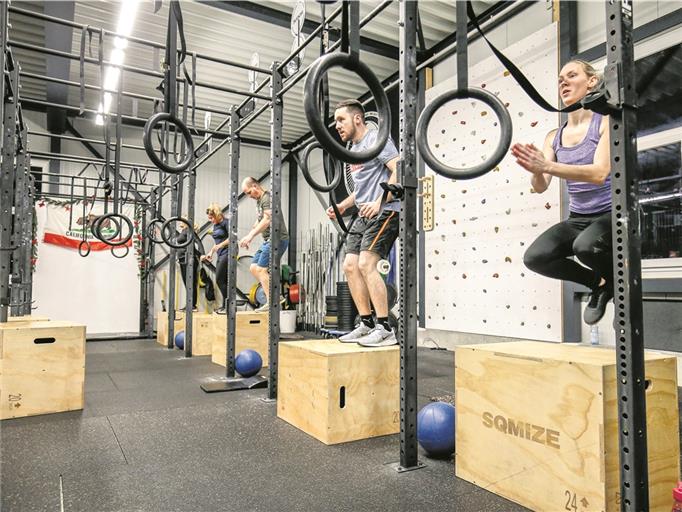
[42,203,133,251]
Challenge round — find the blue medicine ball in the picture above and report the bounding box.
[235,349,263,377]
[417,402,456,456]
[174,331,185,350]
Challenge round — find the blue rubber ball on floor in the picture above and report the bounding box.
[417,402,456,456]
[235,349,262,377]
[174,331,185,350]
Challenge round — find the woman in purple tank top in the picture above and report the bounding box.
[511,60,613,325]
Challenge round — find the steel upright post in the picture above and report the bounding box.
[225,107,241,377]
[396,0,421,472]
[603,2,649,510]
[267,63,284,400]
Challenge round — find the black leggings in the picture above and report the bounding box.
[523,211,612,289]
[179,258,199,309]
[215,252,229,302]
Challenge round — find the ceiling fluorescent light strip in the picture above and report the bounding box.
[96,0,140,125]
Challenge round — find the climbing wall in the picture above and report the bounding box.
[424,24,563,341]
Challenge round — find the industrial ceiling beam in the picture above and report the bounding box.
[198,1,399,60]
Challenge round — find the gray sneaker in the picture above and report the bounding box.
[358,325,398,347]
[338,323,373,343]
[255,303,269,313]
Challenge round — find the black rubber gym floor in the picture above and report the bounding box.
[6,337,663,512]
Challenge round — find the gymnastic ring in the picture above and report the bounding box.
[78,240,91,258]
[147,218,165,244]
[110,245,129,259]
[95,213,134,246]
[415,87,512,180]
[90,215,121,242]
[299,142,343,192]
[143,112,195,174]
[161,217,194,249]
[303,52,391,164]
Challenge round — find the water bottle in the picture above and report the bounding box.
[672,482,682,511]
[590,324,599,346]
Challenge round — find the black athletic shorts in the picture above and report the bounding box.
[346,209,399,258]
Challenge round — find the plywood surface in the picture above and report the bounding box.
[455,342,679,512]
[1,322,86,420]
[283,339,399,356]
[2,316,50,323]
[277,340,399,444]
[212,312,269,367]
[459,341,672,366]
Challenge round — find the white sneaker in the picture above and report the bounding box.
[338,323,373,343]
[358,325,398,347]
[255,303,269,312]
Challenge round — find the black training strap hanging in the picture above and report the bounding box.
[181,56,197,133]
[465,1,580,113]
[79,178,91,258]
[68,177,75,231]
[79,26,92,116]
[98,28,104,119]
[170,0,187,66]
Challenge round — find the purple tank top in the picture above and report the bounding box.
[552,113,611,214]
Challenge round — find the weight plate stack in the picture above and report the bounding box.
[336,281,358,332]
[325,295,338,329]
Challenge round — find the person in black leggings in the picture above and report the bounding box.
[512,60,613,325]
[200,204,230,314]
[176,224,203,311]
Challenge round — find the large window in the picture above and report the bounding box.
[637,129,682,275]
[637,141,681,260]
[635,43,682,274]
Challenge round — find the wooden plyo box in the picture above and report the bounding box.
[187,312,215,356]
[277,339,399,445]
[455,341,680,512]
[212,312,269,367]
[3,316,50,323]
[0,320,86,420]
[155,311,185,346]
